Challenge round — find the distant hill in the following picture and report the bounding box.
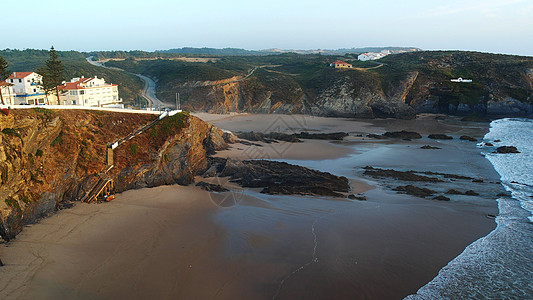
[156,47,422,56]
[3,48,531,118]
[156,47,267,56]
[105,50,533,118]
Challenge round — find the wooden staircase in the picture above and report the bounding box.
[80,173,114,203]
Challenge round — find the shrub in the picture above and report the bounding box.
[1,128,20,138]
[129,143,138,156]
[51,131,64,146]
[5,197,20,209]
[35,149,43,157]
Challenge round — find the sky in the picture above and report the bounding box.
[3,0,533,56]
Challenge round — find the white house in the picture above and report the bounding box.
[0,81,15,105]
[6,72,47,105]
[57,76,122,107]
[450,77,473,83]
[358,52,386,61]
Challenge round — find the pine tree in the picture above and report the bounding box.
[0,55,11,105]
[39,46,65,105]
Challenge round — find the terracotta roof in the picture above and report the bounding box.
[7,72,34,79]
[58,77,116,90]
[0,81,13,87]
[332,60,349,65]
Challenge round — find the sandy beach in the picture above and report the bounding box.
[0,113,502,299]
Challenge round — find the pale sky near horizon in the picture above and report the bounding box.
[3,0,532,56]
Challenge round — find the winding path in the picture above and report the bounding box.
[86,57,167,109]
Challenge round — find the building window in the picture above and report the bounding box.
[73,100,76,105]
[80,90,85,95]
[70,91,78,95]
[19,79,22,83]
[33,88,36,93]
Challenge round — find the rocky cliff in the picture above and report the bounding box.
[0,108,226,241]
[110,51,533,119]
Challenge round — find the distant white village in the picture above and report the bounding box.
[357,49,415,61]
[0,72,123,107]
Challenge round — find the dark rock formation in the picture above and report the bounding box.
[236,131,348,143]
[363,166,442,182]
[236,132,280,143]
[392,185,437,197]
[421,145,441,149]
[296,131,348,140]
[495,146,520,154]
[433,195,451,201]
[465,190,480,196]
[382,130,422,139]
[460,135,478,142]
[446,189,463,195]
[420,171,474,180]
[348,194,367,201]
[428,134,453,140]
[485,142,494,146]
[211,159,350,198]
[366,134,388,139]
[195,182,229,192]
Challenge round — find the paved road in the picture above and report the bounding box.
[86,56,167,109]
[135,74,165,110]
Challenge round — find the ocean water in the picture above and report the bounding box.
[406,118,533,299]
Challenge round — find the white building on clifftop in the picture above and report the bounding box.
[57,76,122,107]
[0,81,15,105]
[6,72,48,105]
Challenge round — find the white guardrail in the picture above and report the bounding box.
[0,104,182,116]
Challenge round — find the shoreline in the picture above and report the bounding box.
[1,113,502,299]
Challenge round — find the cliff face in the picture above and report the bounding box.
[142,51,532,119]
[170,68,416,119]
[0,109,226,241]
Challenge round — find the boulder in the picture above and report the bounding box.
[420,145,441,149]
[392,185,437,197]
[495,146,520,154]
[382,130,422,139]
[460,135,477,142]
[428,134,453,140]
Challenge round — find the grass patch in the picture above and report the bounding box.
[51,131,64,146]
[1,128,21,138]
[21,195,30,204]
[157,112,188,134]
[129,143,138,156]
[32,107,55,118]
[5,197,20,210]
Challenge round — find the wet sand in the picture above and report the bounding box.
[0,114,501,299]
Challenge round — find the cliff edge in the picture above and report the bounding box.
[0,108,226,241]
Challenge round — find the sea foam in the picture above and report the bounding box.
[406,118,533,299]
